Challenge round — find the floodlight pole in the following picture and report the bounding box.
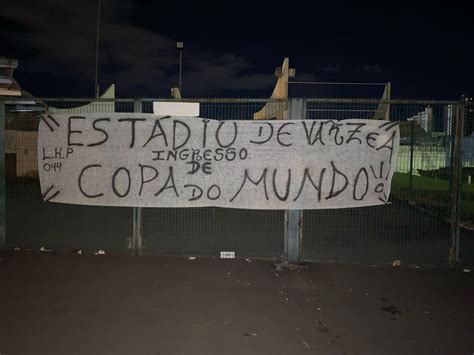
[177,42,184,95]
[179,51,182,93]
[132,99,143,256]
[94,0,101,98]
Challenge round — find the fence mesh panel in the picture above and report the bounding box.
[2,97,472,265]
[4,99,286,256]
[302,100,456,264]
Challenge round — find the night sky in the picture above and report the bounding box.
[1,0,473,99]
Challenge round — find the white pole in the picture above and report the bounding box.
[179,50,182,95]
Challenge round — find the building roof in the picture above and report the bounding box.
[0,57,21,96]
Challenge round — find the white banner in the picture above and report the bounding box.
[38,114,399,210]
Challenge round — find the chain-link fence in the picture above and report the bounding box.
[1,97,472,266]
[302,99,465,264]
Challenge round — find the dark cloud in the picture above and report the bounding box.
[2,0,473,98]
[0,0,318,97]
[293,73,318,82]
[318,65,341,74]
[362,65,382,73]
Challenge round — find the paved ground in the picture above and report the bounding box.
[0,252,473,355]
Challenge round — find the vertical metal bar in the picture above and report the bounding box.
[132,99,143,255]
[283,210,288,257]
[286,98,306,263]
[133,207,142,255]
[287,210,302,262]
[0,100,5,247]
[449,102,464,265]
[385,82,391,121]
[409,119,414,198]
[448,105,455,200]
[179,50,183,95]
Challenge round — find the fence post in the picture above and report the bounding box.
[409,119,414,199]
[449,101,464,265]
[285,98,306,263]
[0,100,5,248]
[132,99,143,255]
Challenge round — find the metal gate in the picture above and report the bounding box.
[0,97,472,266]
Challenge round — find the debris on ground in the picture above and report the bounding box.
[424,310,430,314]
[94,250,106,255]
[274,260,308,271]
[40,247,46,252]
[463,268,471,273]
[392,260,401,267]
[316,307,322,311]
[317,326,329,333]
[188,256,196,260]
[245,258,252,263]
[381,305,402,315]
[77,250,82,255]
[296,327,301,331]
[302,341,310,349]
[226,272,232,275]
[243,333,257,337]
[13,247,20,251]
